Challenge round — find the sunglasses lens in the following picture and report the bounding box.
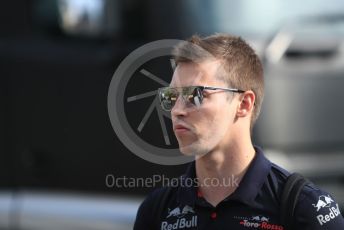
[159,87,178,111]
[191,87,203,107]
[183,87,203,107]
[182,87,196,105]
[158,86,204,111]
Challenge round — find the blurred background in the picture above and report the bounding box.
[1,0,344,229]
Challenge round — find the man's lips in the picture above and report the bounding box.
[173,124,191,133]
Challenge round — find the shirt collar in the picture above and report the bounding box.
[177,146,272,207]
[176,160,197,206]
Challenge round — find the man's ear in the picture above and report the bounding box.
[236,90,255,118]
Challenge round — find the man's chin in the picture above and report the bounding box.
[178,142,209,157]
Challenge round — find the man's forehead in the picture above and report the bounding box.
[170,60,224,87]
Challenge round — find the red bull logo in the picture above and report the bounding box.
[161,216,197,230]
[166,205,195,218]
[312,195,334,212]
[166,207,181,218]
[316,203,341,226]
[162,205,197,229]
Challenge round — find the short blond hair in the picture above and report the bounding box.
[173,34,264,126]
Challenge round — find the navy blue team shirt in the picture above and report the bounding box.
[134,146,344,229]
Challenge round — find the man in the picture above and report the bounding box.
[134,34,344,229]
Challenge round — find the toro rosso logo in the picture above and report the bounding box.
[251,216,269,222]
[238,215,284,229]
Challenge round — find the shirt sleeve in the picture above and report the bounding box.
[133,194,154,230]
[133,199,151,229]
[133,188,163,230]
[294,183,344,229]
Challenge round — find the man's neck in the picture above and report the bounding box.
[195,142,256,207]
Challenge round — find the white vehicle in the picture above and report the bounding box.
[0,191,142,230]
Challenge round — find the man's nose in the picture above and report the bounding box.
[171,96,187,117]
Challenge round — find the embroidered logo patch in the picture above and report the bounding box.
[161,205,197,230]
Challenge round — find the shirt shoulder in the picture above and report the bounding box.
[263,162,344,229]
[259,162,290,199]
[133,187,172,230]
[294,181,344,229]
